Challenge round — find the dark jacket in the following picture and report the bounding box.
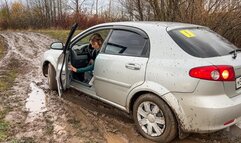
[76,48,99,73]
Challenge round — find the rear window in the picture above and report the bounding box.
[168,28,238,58]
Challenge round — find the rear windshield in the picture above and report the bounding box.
[168,28,238,58]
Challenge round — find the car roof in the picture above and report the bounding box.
[96,21,205,30]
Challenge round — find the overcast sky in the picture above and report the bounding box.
[1,0,115,7]
[0,0,121,12]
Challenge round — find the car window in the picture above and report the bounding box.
[76,29,110,46]
[168,28,238,58]
[104,30,147,56]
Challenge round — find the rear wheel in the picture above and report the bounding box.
[48,63,57,90]
[133,93,177,143]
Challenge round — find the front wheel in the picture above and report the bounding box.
[133,93,177,143]
[48,63,57,90]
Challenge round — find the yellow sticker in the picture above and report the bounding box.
[179,30,196,38]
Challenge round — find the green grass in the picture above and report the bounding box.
[34,29,82,43]
[0,120,9,141]
[0,37,17,92]
[0,108,10,119]
[67,118,81,129]
[0,69,17,92]
[10,137,35,143]
[0,38,15,142]
[0,110,10,142]
[45,118,54,135]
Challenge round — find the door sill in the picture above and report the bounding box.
[72,79,92,87]
[70,80,96,97]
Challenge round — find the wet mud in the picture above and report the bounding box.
[0,32,241,143]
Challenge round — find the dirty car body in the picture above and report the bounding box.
[42,22,241,142]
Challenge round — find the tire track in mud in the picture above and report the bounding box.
[0,32,240,143]
[0,32,64,142]
[0,32,145,143]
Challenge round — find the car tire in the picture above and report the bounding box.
[133,93,177,143]
[48,63,57,90]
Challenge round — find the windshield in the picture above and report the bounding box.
[168,28,238,58]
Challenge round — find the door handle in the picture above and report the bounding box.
[125,63,141,70]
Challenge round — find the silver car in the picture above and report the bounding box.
[42,22,241,142]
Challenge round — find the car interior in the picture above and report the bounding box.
[69,43,94,86]
[68,30,110,86]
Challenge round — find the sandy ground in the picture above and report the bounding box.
[0,32,241,143]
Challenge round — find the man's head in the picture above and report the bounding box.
[90,33,103,49]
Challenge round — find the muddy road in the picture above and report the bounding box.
[0,32,241,143]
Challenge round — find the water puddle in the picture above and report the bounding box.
[25,82,46,121]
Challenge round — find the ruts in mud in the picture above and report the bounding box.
[0,32,240,143]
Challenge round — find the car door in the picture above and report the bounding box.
[56,23,78,96]
[56,51,70,96]
[94,28,150,107]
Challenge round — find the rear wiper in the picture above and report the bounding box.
[229,49,241,59]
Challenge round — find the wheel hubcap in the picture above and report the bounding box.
[147,114,155,123]
[137,101,165,137]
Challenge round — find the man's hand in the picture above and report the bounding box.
[68,64,77,72]
[89,59,94,64]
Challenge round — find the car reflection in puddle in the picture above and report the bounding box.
[25,82,46,122]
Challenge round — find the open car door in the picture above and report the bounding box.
[56,52,68,97]
[56,23,78,96]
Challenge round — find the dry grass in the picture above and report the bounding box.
[0,36,5,59]
[34,29,82,43]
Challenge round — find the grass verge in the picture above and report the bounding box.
[0,68,17,92]
[10,137,35,143]
[0,36,6,60]
[0,109,10,142]
[0,35,12,142]
[0,58,18,141]
[33,29,81,43]
[45,118,54,135]
[0,120,9,141]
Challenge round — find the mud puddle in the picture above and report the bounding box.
[0,31,241,143]
[25,82,47,122]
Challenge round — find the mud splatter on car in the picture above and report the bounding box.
[0,32,240,143]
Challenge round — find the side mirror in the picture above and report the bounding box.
[50,42,64,50]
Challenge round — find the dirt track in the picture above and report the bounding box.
[0,32,241,143]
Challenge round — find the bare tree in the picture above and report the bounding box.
[3,0,10,16]
[69,0,87,14]
[0,0,240,48]
[108,0,112,19]
[96,0,98,15]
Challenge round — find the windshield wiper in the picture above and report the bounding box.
[229,49,241,59]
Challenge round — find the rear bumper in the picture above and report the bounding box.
[174,92,241,133]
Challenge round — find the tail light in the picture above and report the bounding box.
[189,65,235,81]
